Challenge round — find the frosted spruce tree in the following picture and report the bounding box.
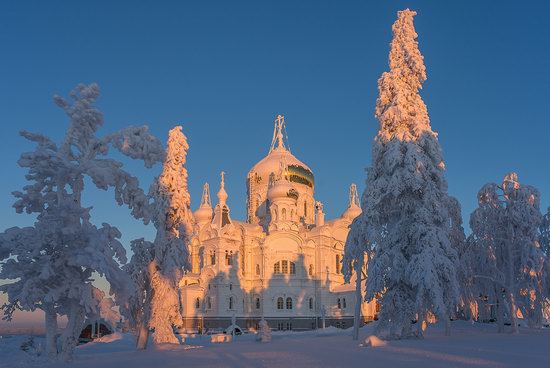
[0,83,163,361]
[121,238,155,349]
[359,9,460,339]
[148,126,194,345]
[469,173,547,332]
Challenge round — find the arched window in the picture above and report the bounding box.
[274,262,281,274]
[195,298,200,309]
[343,298,347,309]
[210,250,216,265]
[256,264,260,276]
[229,283,233,291]
[286,297,293,309]
[290,262,296,274]
[207,296,212,309]
[277,297,284,310]
[229,296,234,310]
[337,298,341,309]
[282,260,288,274]
[225,250,230,265]
[256,298,261,309]
[282,208,287,220]
[309,264,313,276]
[336,254,341,274]
[309,297,313,310]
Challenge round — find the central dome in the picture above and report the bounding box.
[248,146,314,189]
[246,115,316,225]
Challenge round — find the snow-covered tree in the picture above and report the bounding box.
[356,9,460,339]
[0,83,163,361]
[256,318,271,342]
[343,215,368,341]
[469,173,547,332]
[121,238,155,349]
[148,126,194,345]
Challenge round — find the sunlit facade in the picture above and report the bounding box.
[179,116,377,332]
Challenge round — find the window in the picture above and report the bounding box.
[309,264,313,276]
[229,283,232,291]
[225,250,233,266]
[286,322,292,331]
[274,260,296,275]
[208,284,211,290]
[282,208,287,220]
[336,254,341,274]
[229,297,234,310]
[342,322,346,329]
[210,250,216,265]
[195,298,200,309]
[336,321,341,328]
[286,297,293,310]
[256,264,260,276]
[343,298,346,309]
[309,297,313,310]
[207,296,212,309]
[256,298,261,309]
[277,297,284,310]
[277,322,284,331]
[337,298,341,309]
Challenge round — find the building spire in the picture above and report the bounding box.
[217,171,228,205]
[269,114,290,153]
[200,182,211,208]
[349,183,360,207]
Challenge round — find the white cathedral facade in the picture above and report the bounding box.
[179,116,378,332]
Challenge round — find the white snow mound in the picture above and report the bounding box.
[363,335,387,347]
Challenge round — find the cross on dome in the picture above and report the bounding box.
[269,114,291,153]
[349,183,360,208]
[218,171,228,204]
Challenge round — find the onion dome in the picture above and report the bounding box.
[341,183,362,220]
[267,178,295,202]
[194,182,213,225]
[248,115,314,189]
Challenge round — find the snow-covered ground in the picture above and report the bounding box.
[2,322,550,368]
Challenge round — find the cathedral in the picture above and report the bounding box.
[179,116,378,332]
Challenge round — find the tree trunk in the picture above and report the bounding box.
[352,261,362,341]
[136,322,149,350]
[44,302,58,358]
[444,314,451,336]
[496,289,505,333]
[60,300,85,362]
[507,290,519,334]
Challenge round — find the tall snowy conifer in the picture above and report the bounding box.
[0,84,163,360]
[359,9,460,339]
[148,126,194,345]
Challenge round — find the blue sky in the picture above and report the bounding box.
[1,0,549,253]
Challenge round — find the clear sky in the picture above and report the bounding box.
[1,0,549,326]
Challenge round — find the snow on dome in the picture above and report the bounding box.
[194,183,213,224]
[248,115,314,190]
[267,177,295,202]
[341,183,362,220]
